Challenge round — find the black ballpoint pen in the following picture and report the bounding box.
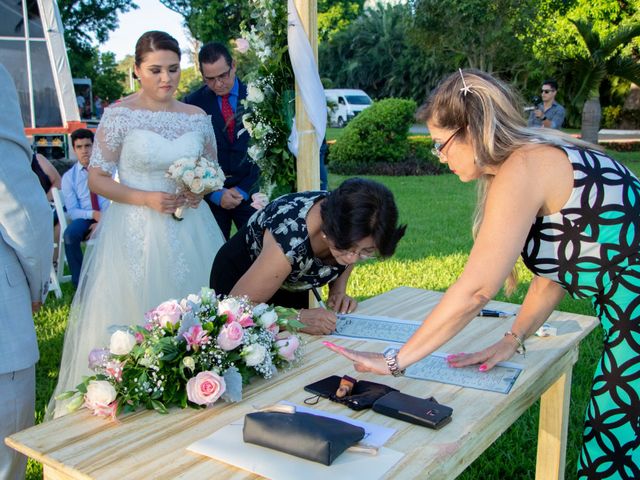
[479,309,512,318]
[311,287,327,309]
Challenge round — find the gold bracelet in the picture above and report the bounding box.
[504,331,526,356]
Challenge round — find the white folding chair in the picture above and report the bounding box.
[51,187,72,284]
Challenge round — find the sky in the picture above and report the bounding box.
[99,0,193,67]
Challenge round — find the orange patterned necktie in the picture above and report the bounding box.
[221,94,235,143]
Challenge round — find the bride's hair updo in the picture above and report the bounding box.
[135,30,181,66]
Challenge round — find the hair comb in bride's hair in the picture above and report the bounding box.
[459,68,473,96]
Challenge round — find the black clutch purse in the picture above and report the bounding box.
[372,391,453,429]
[304,375,398,411]
[243,411,366,466]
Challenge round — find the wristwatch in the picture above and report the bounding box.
[383,347,406,377]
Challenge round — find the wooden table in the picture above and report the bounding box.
[7,287,598,479]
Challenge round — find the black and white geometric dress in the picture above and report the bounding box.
[521,145,640,479]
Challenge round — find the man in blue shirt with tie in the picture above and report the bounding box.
[61,128,109,287]
[184,42,260,239]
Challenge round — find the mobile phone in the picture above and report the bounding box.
[303,375,341,398]
[373,391,453,429]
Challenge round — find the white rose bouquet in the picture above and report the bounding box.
[166,156,225,220]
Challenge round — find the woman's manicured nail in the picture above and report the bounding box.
[479,364,487,372]
[446,354,457,361]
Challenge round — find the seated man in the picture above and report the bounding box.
[61,128,109,287]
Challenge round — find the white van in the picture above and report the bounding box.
[324,89,373,127]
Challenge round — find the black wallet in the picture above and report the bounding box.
[243,411,365,465]
[304,375,398,411]
[372,391,453,429]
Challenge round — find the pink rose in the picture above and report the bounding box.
[217,321,244,351]
[250,192,269,210]
[88,348,110,370]
[237,313,255,328]
[276,335,300,361]
[234,38,250,54]
[134,332,145,344]
[150,300,183,327]
[91,400,118,420]
[182,325,209,352]
[186,371,226,406]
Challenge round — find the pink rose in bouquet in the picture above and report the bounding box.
[234,38,250,54]
[217,321,244,351]
[218,297,243,322]
[147,300,182,327]
[186,371,226,406]
[275,332,301,361]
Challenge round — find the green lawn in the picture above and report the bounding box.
[26,149,639,479]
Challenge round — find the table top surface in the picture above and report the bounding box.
[7,287,599,480]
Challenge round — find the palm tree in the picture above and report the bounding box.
[569,19,640,143]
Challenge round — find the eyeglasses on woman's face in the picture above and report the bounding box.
[431,128,461,161]
[334,247,378,260]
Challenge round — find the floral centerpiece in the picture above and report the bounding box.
[58,288,304,419]
[166,156,225,220]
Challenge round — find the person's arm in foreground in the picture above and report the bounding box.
[325,150,557,373]
[230,230,338,335]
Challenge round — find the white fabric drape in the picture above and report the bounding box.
[286,0,327,157]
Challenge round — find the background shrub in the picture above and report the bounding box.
[328,135,446,176]
[329,98,417,171]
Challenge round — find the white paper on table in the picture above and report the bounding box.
[187,423,404,480]
[278,401,396,448]
[332,313,420,343]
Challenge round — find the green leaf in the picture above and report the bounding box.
[151,400,168,414]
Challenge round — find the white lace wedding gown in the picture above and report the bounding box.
[48,107,226,418]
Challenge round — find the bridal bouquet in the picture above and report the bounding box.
[166,156,225,220]
[58,288,305,419]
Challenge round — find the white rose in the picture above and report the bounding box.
[194,166,206,178]
[258,310,278,329]
[248,145,263,161]
[247,84,265,103]
[252,303,269,316]
[184,158,197,170]
[243,344,267,367]
[85,380,116,407]
[242,114,254,135]
[217,297,243,320]
[190,177,205,194]
[109,330,136,356]
[182,170,195,185]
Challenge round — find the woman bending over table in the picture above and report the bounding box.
[326,69,640,479]
[211,178,406,335]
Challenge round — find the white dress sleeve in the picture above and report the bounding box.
[198,115,219,166]
[90,107,127,174]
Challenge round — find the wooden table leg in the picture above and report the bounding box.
[535,369,572,480]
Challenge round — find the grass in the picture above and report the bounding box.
[25,149,639,479]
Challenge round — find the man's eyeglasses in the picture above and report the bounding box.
[205,67,232,85]
[541,89,555,94]
[431,128,461,160]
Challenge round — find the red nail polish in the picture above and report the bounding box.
[479,364,487,372]
[322,341,336,348]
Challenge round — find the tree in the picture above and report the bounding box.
[92,51,126,103]
[58,0,137,77]
[317,0,365,42]
[565,20,640,143]
[159,1,247,43]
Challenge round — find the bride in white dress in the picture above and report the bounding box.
[48,31,226,418]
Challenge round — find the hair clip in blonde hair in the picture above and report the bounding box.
[459,68,473,96]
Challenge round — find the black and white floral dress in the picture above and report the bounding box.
[244,191,346,291]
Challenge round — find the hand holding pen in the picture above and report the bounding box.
[311,287,358,314]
